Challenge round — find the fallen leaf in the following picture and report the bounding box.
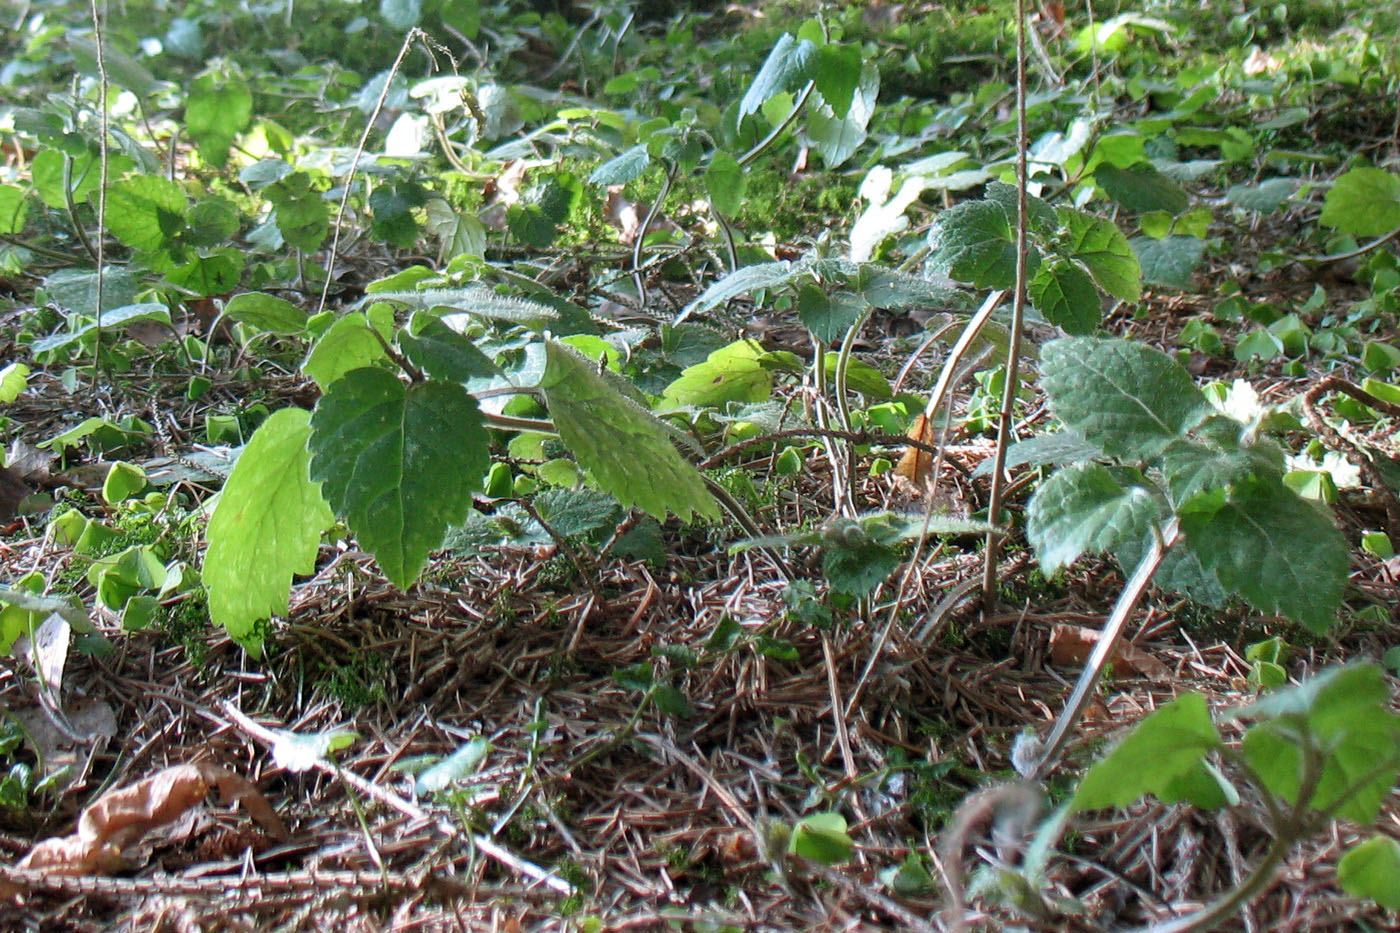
[894,412,937,489]
[1048,623,1171,681]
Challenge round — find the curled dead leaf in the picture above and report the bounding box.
[1048,623,1171,682]
[10,763,288,886]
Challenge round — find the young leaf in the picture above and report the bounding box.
[1072,693,1221,811]
[185,72,253,166]
[541,341,718,523]
[789,812,854,865]
[660,339,772,409]
[1040,337,1209,459]
[1130,235,1204,290]
[1159,427,1284,504]
[738,34,819,119]
[1178,478,1346,632]
[1060,209,1141,302]
[302,313,389,389]
[308,370,488,588]
[1029,259,1101,334]
[1339,836,1400,910]
[1319,167,1400,236]
[1026,462,1161,574]
[205,408,334,654]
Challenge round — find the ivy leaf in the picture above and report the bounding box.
[308,369,488,587]
[927,199,1039,289]
[399,315,502,382]
[1319,167,1400,236]
[541,341,718,523]
[1339,837,1400,910]
[1072,693,1221,811]
[205,408,334,655]
[739,34,819,119]
[1131,235,1205,289]
[1040,337,1209,459]
[1027,462,1161,574]
[1094,162,1190,214]
[225,292,309,335]
[589,145,650,186]
[1178,477,1347,632]
[1029,259,1101,334]
[1060,209,1141,302]
[185,72,253,166]
[105,175,187,253]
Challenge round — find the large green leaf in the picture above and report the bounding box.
[399,315,502,382]
[302,314,389,388]
[738,33,818,118]
[308,369,488,587]
[205,408,333,654]
[1339,837,1400,910]
[105,175,187,253]
[927,199,1039,289]
[1094,162,1189,214]
[542,341,718,523]
[1040,337,1209,460]
[1060,209,1141,302]
[0,185,29,236]
[1178,478,1346,632]
[1159,425,1284,504]
[1073,693,1221,811]
[660,339,772,409]
[1026,462,1160,574]
[1319,167,1400,237]
[813,43,862,116]
[185,72,253,166]
[1029,258,1101,334]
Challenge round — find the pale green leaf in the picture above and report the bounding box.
[789,812,853,865]
[739,34,819,118]
[185,73,253,166]
[104,175,187,253]
[0,185,29,236]
[1073,693,1221,811]
[805,62,878,168]
[416,736,492,795]
[1040,337,1209,459]
[0,363,30,403]
[225,292,309,335]
[1339,837,1400,910]
[205,408,333,654]
[705,151,746,217]
[1130,236,1205,290]
[302,313,389,389]
[1227,177,1297,213]
[680,261,802,321]
[368,286,559,327]
[589,144,650,185]
[660,339,772,409]
[308,370,489,587]
[1319,167,1400,236]
[542,341,718,523]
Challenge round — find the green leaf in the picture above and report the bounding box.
[682,261,802,320]
[789,812,854,865]
[1027,462,1161,574]
[1179,478,1347,632]
[1319,167,1400,236]
[805,62,879,169]
[0,586,91,633]
[1030,259,1101,334]
[1130,236,1205,290]
[1339,837,1400,910]
[369,181,427,247]
[415,736,491,795]
[927,199,1039,289]
[541,341,718,523]
[268,173,330,252]
[302,313,389,388]
[368,286,559,328]
[1227,177,1296,213]
[1060,209,1141,302]
[105,175,187,253]
[186,198,240,246]
[589,144,650,186]
[705,151,746,217]
[660,339,772,409]
[225,292,309,335]
[1159,426,1284,504]
[380,0,422,29]
[813,43,862,116]
[1072,693,1221,811]
[824,541,900,598]
[167,250,244,297]
[1040,337,1209,459]
[309,370,489,587]
[739,33,818,119]
[0,185,29,236]
[69,37,156,94]
[185,73,253,166]
[1095,162,1190,214]
[399,315,502,382]
[0,363,29,403]
[205,408,334,654]
[31,303,172,354]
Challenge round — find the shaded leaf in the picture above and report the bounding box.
[1030,259,1101,334]
[1027,462,1161,573]
[1073,693,1221,811]
[1095,162,1190,214]
[1320,167,1400,236]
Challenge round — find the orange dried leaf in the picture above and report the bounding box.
[1048,623,1171,682]
[894,413,937,487]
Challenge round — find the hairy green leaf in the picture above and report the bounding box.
[1060,209,1141,302]
[1227,177,1297,213]
[1040,337,1209,459]
[542,341,718,523]
[589,144,650,185]
[927,199,1039,289]
[371,286,559,328]
[1178,478,1346,631]
[1073,693,1221,811]
[1027,462,1160,573]
[1319,167,1400,237]
[1030,259,1101,334]
[681,261,801,321]
[205,408,333,654]
[309,369,488,587]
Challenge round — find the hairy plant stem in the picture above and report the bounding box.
[631,162,675,310]
[832,305,877,510]
[981,0,1031,607]
[738,83,815,168]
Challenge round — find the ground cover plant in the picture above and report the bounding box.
[1,0,1399,929]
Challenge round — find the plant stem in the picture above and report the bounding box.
[738,83,815,168]
[981,0,1030,607]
